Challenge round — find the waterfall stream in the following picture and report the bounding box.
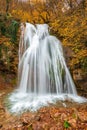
[8,23,87,113]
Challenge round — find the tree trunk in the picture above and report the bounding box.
[6,0,10,14]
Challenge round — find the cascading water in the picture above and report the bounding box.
[8,23,87,113]
[19,23,77,95]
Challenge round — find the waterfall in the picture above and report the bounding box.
[8,23,87,113]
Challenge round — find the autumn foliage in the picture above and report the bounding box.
[0,1,87,129]
[0,0,87,78]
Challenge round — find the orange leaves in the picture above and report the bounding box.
[69,49,87,69]
[12,9,32,22]
[52,7,87,73]
[76,49,87,58]
[0,38,18,73]
[11,6,49,24]
[0,0,87,75]
[0,37,10,45]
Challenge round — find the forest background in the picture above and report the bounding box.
[0,0,87,96]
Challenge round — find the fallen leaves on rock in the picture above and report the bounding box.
[0,99,87,130]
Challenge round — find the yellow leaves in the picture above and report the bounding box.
[33,10,39,17]
[81,20,87,26]
[69,49,87,69]
[22,12,31,22]
[70,58,79,67]
[0,37,8,45]
[76,49,87,58]
[41,12,47,19]
[3,41,10,46]
[12,7,49,23]
[0,0,87,74]
[12,9,31,22]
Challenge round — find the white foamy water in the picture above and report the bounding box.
[8,23,87,113]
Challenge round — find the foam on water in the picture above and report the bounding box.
[9,91,87,113]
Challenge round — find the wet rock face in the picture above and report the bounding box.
[75,79,87,98]
[64,47,87,98]
[73,69,83,81]
[72,70,87,98]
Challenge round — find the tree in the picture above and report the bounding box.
[6,0,11,14]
